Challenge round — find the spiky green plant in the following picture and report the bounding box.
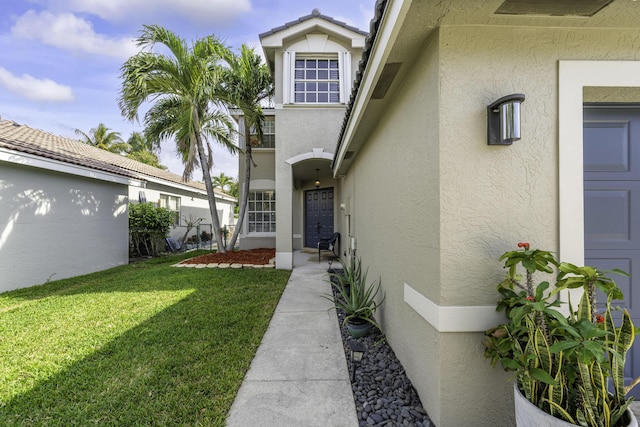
[324,256,384,330]
[484,244,640,427]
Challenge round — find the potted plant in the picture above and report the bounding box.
[483,243,640,427]
[326,256,384,338]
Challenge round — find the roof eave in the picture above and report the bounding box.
[0,147,145,187]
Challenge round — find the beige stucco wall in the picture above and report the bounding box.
[438,24,640,306]
[275,107,345,262]
[338,29,447,423]
[238,147,276,249]
[339,23,640,426]
[250,26,361,259]
[1,163,129,292]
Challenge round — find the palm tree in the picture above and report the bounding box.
[118,25,238,253]
[127,131,158,153]
[126,131,165,169]
[75,123,131,155]
[127,150,166,169]
[222,44,273,250]
[212,172,235,193]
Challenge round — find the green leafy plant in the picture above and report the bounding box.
[325,256,384,329]
[484,243,640,426]
[129,202,174,257]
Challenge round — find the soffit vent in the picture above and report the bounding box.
[344,151,355,160]
[371,62,402,100]
[495,0,614,17]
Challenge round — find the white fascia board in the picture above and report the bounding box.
[261,18,366,48]
[0,147,145,188]
[334,0,410,174]
[142,174,236,202]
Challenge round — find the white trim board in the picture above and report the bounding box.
[0,148,144,187]
[558,60,640,267]
[286,149,333,165]
[404,283,504,333]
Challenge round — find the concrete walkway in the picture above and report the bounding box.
[226,251,358,427]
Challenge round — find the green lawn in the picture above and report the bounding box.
[0,251,291,426]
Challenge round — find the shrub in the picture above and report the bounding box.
[129,203,174,257]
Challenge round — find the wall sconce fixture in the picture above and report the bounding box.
[315,168,321,188]
[349,340,367,382]
[487,93,525,145]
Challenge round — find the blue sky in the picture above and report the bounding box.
[0,0,375,179]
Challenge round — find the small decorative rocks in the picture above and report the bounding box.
[330,268,435,427]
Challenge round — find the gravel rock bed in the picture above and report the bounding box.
[329,268,435,427]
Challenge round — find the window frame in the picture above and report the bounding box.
[293,55,340,104]
[247,190,276,234]
[250,116,275,149]
[159,194,181,226]
[283,51,351,105]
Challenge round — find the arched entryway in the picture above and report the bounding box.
[285,148,336,251]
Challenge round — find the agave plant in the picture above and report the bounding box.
[325,256,384,329]
[483,244,640,427]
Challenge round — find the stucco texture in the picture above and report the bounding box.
[438,24,640,307]
[337,23,640,426]
[339,29,444,424]
[275,107,345,257]
[1,164,129,292]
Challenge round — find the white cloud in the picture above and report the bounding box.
[11,10,137,59]
[49,0,252,24]
[0,67,74,102]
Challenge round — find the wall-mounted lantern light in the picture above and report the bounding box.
[315,168,321,188]
[487,93,525,145]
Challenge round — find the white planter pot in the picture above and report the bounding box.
[514,384,638,427]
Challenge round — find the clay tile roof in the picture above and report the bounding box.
[259,8,368,39]
[0,119,228,196]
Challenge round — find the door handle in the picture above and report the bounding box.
[317,222,321,233]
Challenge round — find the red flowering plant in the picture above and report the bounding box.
[483,243,640,426]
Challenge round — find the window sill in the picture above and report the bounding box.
[283,103,346,108]
[245,232,276,237]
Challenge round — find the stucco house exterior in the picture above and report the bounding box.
[0,118,235,292]
[233,9,366,269]
[242,1,640,426]
[332,0,640,425]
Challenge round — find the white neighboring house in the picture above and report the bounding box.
[0,118,235,292]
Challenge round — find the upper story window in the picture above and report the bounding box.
[294,57,339,103]
[250,116,275,149]
[283,51,352,105]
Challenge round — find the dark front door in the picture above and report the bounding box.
[584,105,640,396]
[305,188,334,248]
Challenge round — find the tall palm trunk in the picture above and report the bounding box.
[193,110,226,253]
[226,123,252,251]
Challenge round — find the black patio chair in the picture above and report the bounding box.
[317,232,340,262]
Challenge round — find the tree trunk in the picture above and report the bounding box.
[192,110,226,253]
[226,119,252,251]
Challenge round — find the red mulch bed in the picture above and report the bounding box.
[179,248,276,265]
